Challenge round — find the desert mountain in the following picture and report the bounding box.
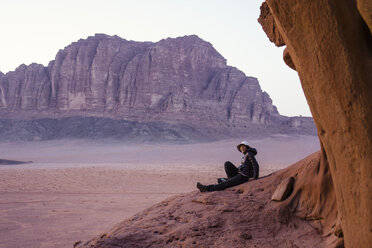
[0,34,314,142]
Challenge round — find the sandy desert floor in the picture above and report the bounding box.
[0,135,319,248]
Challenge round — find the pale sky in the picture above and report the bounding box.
[0,0,311,117]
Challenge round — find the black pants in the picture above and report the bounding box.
[205,161,249,191]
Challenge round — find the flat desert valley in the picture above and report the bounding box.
[0,135,320,248]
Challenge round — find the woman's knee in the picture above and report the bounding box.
[224,161,233,168]
[224,161,237,171]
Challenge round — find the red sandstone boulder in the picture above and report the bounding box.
[271,176,294,201]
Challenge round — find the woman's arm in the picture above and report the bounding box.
[246,152,259,179]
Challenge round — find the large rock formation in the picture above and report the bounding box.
[0,35,275,124]
[0,34,314,141]
[259,1,372,247]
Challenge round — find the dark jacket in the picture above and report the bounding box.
[238,147,259,179]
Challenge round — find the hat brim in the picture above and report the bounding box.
[237,144,250,151]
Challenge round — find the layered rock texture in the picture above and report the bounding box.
[259,1,372,247]
[0,34,314,141]
[77,152,341,248]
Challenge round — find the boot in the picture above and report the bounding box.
[197,182,208,192]
[217,178,228,183]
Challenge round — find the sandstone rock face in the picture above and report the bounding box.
[0,35,276,124]
[271,176,294,201]
[0,34,314,141]
[357,0,372,32]
[257,2,285,47]
[259,1,372,247]
[0,64,50,110]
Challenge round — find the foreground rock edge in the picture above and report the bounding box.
[76,152,342,248]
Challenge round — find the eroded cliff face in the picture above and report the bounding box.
[259,1,372,247]
[0,34,316,141]
[0,34,280,127]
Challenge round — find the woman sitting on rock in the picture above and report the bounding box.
[197,141,259,192]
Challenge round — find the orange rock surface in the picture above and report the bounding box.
[259,1,372,247]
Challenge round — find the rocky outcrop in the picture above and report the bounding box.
[270,176,294,201]
[259,1,372,247]
[0,34,314,140]
[76,152,341,248]
[0,63,50,110]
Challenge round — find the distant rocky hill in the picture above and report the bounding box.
[0,34,315,142]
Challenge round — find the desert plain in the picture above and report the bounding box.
[0,135,319,248]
